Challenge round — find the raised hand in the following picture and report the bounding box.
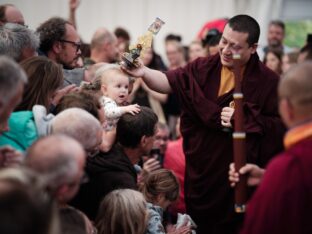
[120,59,147,78]
[122,104,141,115]
[69,0,80,11]
[51,84,78,106]
[0,146,24,168]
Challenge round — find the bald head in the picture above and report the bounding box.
[52,108,102,150]
[279,62,312,121]
[91,28,115,49]
[90,28,118,63]
[26,134,85,171]
[26,134,85,202]
[0,4,25,26]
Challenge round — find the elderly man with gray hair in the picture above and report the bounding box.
[0,56,27,133]
[0,23,39,62]
[0,56,27,168]
[25,134,86,205]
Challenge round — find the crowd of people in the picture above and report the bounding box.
[0,1,312,234]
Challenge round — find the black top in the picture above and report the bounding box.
[70,144,137,220]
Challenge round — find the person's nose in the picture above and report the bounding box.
[223,44,232,55]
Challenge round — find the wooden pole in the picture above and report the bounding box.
[232,53,247,213]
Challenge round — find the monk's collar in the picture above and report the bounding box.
[223,65,246,77]
[284,120,312,149]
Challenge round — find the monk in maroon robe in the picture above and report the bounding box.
[230,62,312,234]
[123,15,285,234]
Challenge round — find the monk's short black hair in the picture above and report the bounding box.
[227,15,260,47]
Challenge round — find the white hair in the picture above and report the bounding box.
[51,108,102,150]
[0,55,27,104]
[0,23,39,62]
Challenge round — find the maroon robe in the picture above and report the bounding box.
[165,53,285,234]
[240,137,312,234]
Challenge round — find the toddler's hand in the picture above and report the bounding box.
[124,104,140,115]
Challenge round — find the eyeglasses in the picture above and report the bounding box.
[59,39,81,52]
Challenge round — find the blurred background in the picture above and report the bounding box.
[2,0,312,59]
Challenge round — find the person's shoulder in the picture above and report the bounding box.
[258,61,280,82]
[246,53,280,85]
[63,68,84,86]
[264,150,300,178]
[189,54,219,69]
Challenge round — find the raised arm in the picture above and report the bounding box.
[68,0,80,29]
[121,60,172,94]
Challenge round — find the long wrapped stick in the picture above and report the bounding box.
[232,54,247,213]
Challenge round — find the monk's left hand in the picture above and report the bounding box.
[221,107,234,128]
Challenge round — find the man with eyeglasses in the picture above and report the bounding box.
[36,17,88,87]
[0,4,25,27]
[37,17,81,70]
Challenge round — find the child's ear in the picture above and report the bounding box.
[101,84,107,95]
[156,193,166,205]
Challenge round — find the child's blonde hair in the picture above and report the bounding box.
[96,189,148,234]
[81,64,135,93]
[140,169,180,203]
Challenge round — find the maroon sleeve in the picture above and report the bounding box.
[241,154,307,234]
[165,60,223,130]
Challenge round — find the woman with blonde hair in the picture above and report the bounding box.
[95,189,148,234]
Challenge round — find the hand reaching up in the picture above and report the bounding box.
[121,104,141,115]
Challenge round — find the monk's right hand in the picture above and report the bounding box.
[228,162,265,187]
[120,58,146,78]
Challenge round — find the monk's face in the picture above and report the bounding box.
[219,24,257,69]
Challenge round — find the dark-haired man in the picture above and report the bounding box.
[37,17,81,70]
[123,15,285,233]
[71,106,158,220]
[36,17,87,87]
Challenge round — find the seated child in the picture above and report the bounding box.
[140,169,194,234]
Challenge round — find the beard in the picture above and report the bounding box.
[269,39,282,48]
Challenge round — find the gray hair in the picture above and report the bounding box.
[0,55,27,104]
[25,134,85,194]
[0,23,39,61]
[40,154,79,191]
[51,108,102,150]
